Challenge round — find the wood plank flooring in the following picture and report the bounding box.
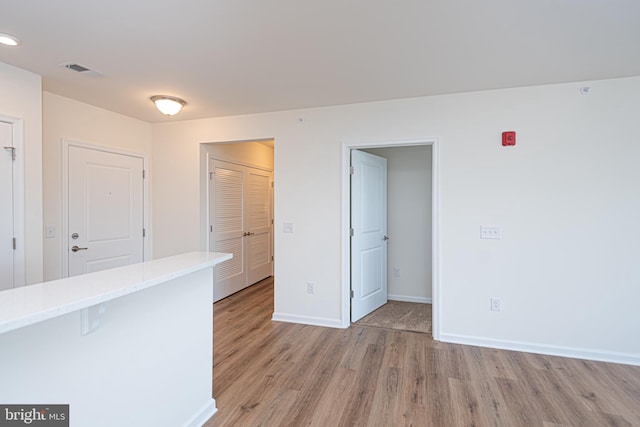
[205,277,640,426]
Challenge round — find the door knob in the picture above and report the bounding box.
[383,235,389,241]
[71,245,88,252]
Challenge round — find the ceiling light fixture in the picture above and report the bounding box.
[150,95,186,116]
[0,33,21,46]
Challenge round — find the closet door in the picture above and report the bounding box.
[210,160,246,301]
[209,159,273,301]
[246,168,272,284]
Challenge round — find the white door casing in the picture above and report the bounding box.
[208,158,273,301]
[67,145,144,277]
[351,150,388,322]
[0,121,14,290]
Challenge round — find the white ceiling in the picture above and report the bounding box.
[1,0,639,123]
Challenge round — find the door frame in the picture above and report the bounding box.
[0,115,25,287]
[341,137,441,340]
[61,138,150,278]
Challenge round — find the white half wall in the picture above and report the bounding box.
[43,92,152,281]
[0,61,42,285]
[151,76,640,364]
[364,146,432,302]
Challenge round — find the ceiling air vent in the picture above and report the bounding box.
[64,63,90,72]
[61,63,104,78]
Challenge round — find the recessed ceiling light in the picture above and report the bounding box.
[0,33,21,47]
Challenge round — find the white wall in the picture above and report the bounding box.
[151,76,640,364]
[0,62,42,285]
[42,92,152,281]
[364,146,432,303]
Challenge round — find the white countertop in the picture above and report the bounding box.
[0,251,232,334]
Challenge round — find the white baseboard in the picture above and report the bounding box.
[439,333,640,367]
[184,399,217,427]
[388,294,432,304]
[272,312,345,329]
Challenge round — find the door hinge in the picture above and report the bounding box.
[210,225,213,232]
[142,228,146,238]
[271,181,274,188]
[349,166,354,175]
[350,228,354,237]
[142,170,146,179]
[12,238,16,250]
[209,172,213,180]
[271,255,274,261]
[4,146,16,161]
[350,290,354,298]
[271,219,274,225]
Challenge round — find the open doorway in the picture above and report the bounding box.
[342,138,440,339]
[201,139,275,302]
[353,145,432,334]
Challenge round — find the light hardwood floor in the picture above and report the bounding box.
[205,277,640,426]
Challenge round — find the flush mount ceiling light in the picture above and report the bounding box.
[150,95,186,116]
[0,33,21,46]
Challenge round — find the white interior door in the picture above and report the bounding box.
[351,150,388,322]
[246,168,273,284]
[68,146,144,277]
[209,160,246,300]
[0,121,14,290]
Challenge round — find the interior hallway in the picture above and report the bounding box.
[207,278,640,426]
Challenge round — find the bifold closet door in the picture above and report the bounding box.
[246,168,272,284]
[209,159,272,301]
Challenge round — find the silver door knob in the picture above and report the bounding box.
[71,245,88,252]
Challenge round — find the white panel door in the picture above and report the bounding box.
[209,160,246,300]
[246,168,272,284]
[0,121,14,290]
[68,146,144,277]
[351,150,388,322]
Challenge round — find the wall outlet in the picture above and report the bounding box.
[490,297,502,312]
[392,267,400,278]
[481,225,502,239]
[45,225,56,239]
[306,282,315,295]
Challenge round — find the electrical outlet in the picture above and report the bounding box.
[306,282,315,295]
[490,297,502,312]
[481,226,502,239]
[45,225,55,239]
[392,267,400,278]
